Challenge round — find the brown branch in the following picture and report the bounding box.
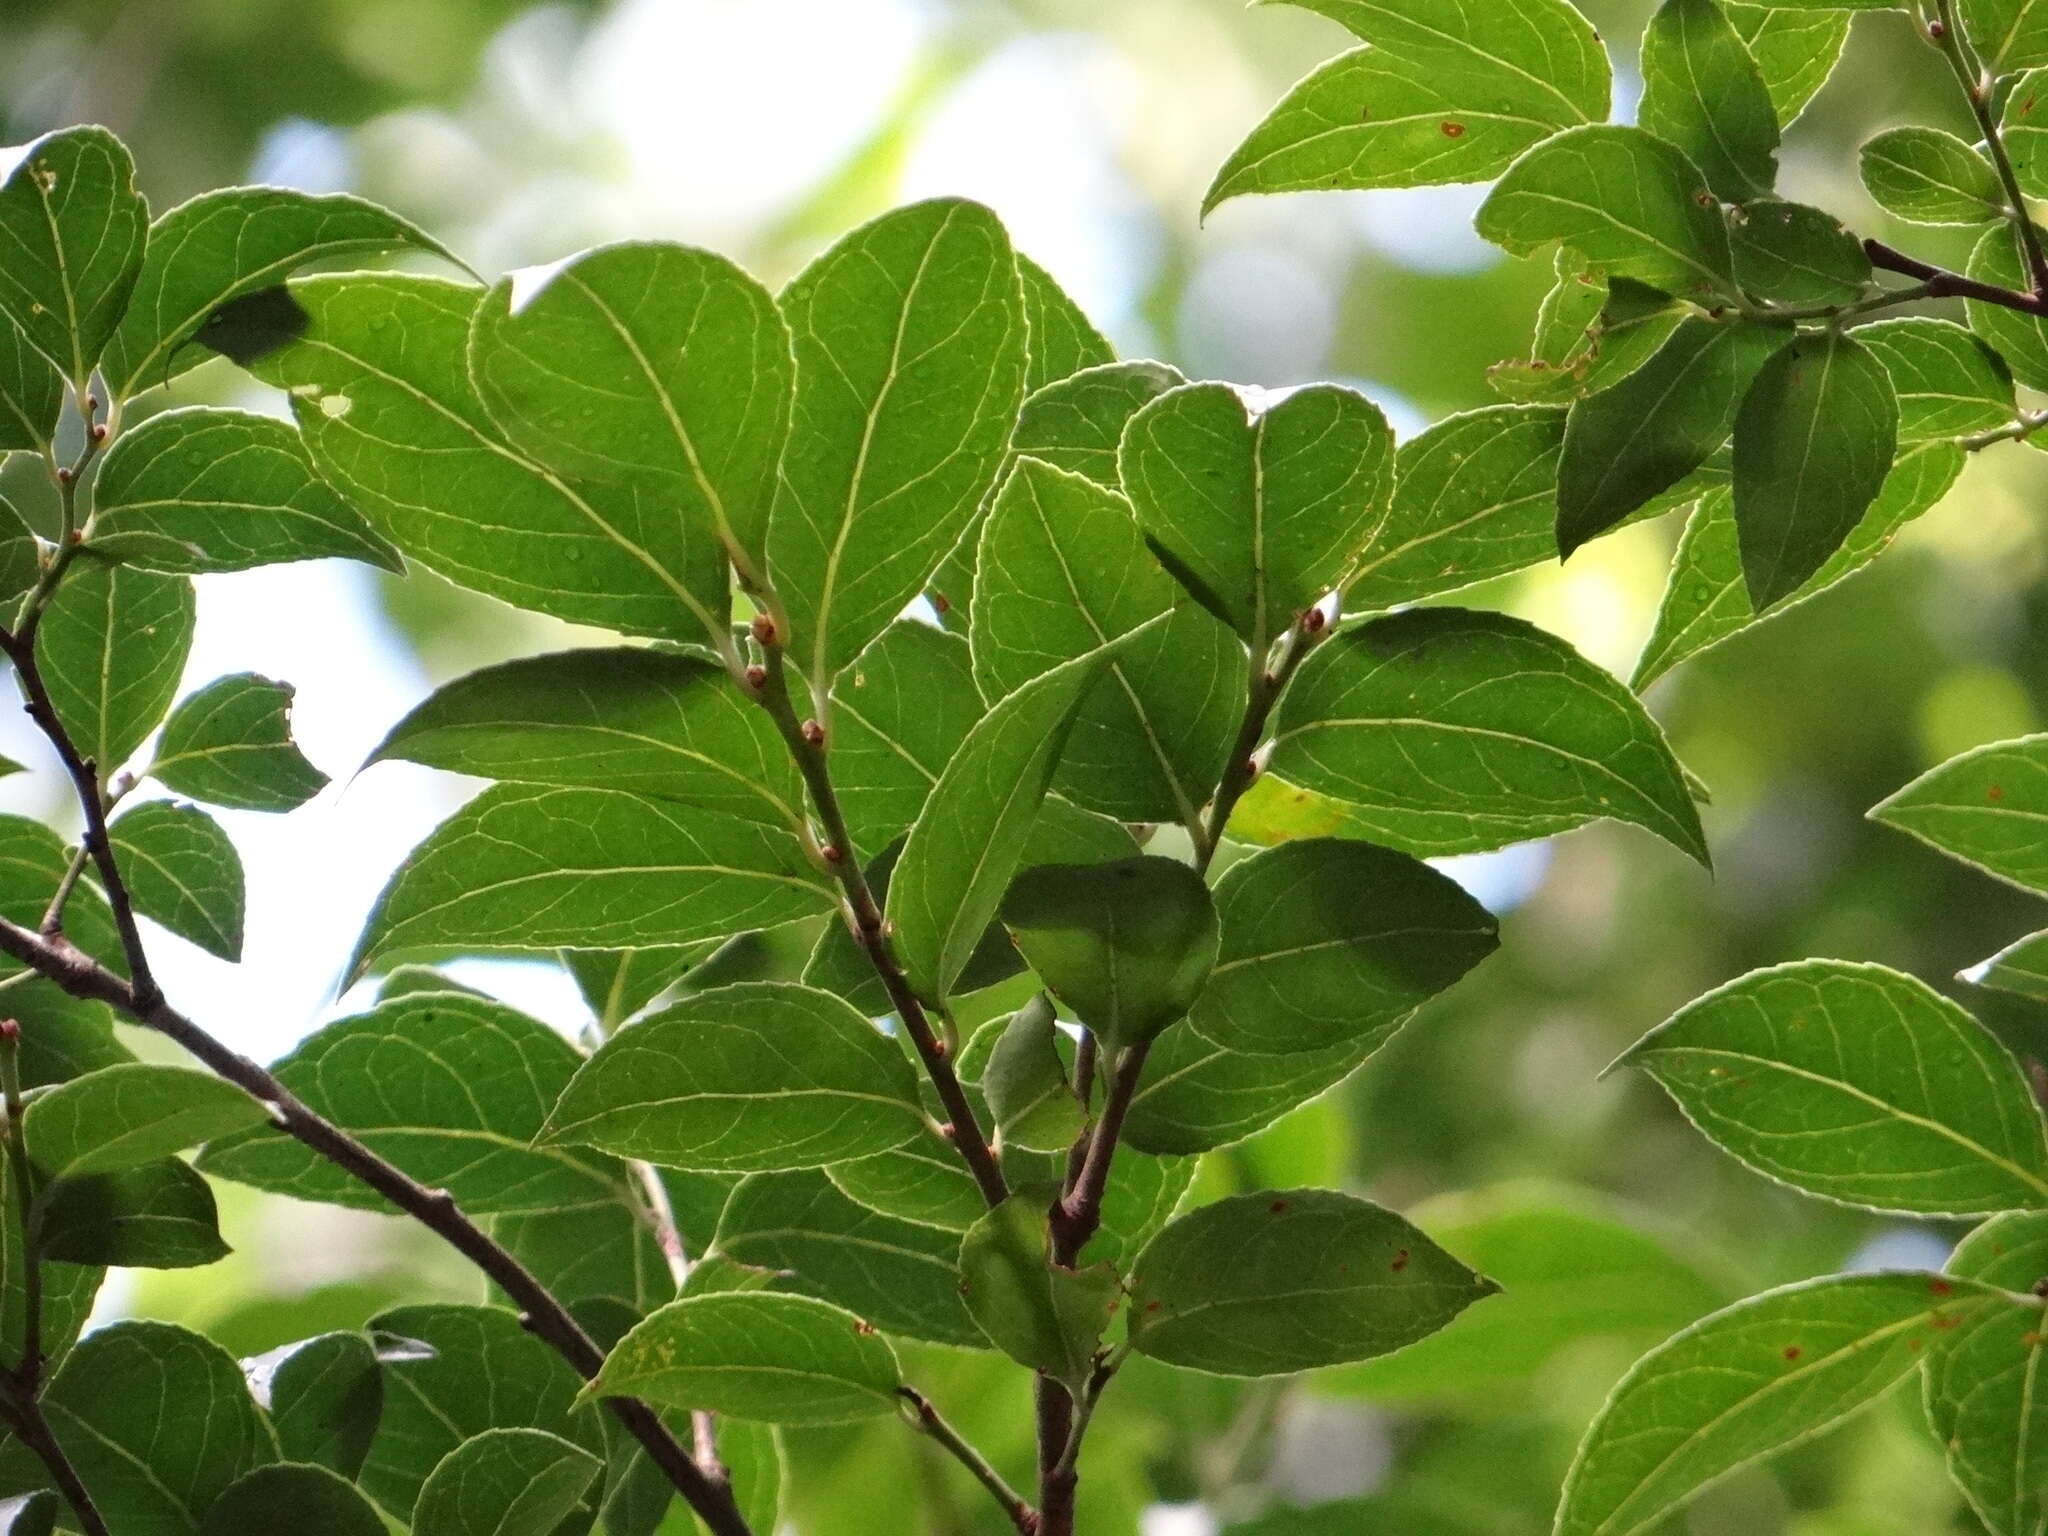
[1864,239,2048,317]
[0,913,754,1536]
[0,1392,110,1536]
[1932,0,2048,294]
[899,1388,1036,1533]
[745,631,1008,1208]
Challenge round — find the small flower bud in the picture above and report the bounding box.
[54,467,72,486]
[801,719,825,748]
[1928,18,1947,38]
[1303,605,1327,634]
[90,423,107,442]
[937,1121,957,1141]
[819,842,843,864]
[0,1019,18,1043]
[750,612,777,646]
[85,394,99,413]
[744,663,768,689]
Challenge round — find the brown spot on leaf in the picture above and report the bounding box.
[1440,121,1466,139]
[1269,1199,1289,1214]
[1391,1249,1410,1273]
[1783,1346,1802,1361]
[1929,1278,1953,1297]
[1990,785,2006,801]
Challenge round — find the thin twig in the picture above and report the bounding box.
[1193,607,1327,873]
[744,628,1008,1208]
[0,1021,43,1391]
[1932,0,2048,293]
[0,1391,110,1536]
[899,1388,1036,1534]
[1051,1044,1150,1265]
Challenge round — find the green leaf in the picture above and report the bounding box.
[1725,4,1852,126]
[1017,252,1114,398]
[1638,0,1780,201]
[1872,733,2048,892]
[358,1304,595,1519]
[36,1157,231,1268]
[1925,1210,2048,1536]
[1960,0,2048,72]
[1632,442,1964,690]
[245,274,730,643]
[1001,857,1218,1049]
[1475,125,1734,299]
[1127,1188,1497,1376]
[1555,1272,2016,1536]
[1856,316,2017,438]
[150,673,329,812]
[828,622,985,852]
[350,785,831,978]
[592,1292,902,1425]
[1556,317,1783,556]
[1965,928,2048,1001]
[0,816,121,982]
[970,455,1244,824]
[1120,381,1394,647]
[1013,359,1187,490]
[1124,1020,1393,1155]
[107,799,245,961]
[200,1464,385,1536]
[1970,222,2048,390]
[101,185,459,400]
[886,643,1129,1003]
[199,990,620,1215]
[469,242,792,570]
[412,1428,601,1536]
[1732,330,1899,609]
[1264,1,1610,130]
[709,1169,980,1346]
[1346,404,1567,610]
[1189,838,1497,1057]
[2003,67,2048,199]
[1269,608,1709,863]
[1729,198,1871,305]
[24,1062,266,1180]
[246,1331,383,1479]
[0,496,39,606]
[982,995,1087,1153]
[5,980,133,1089]
[1619,959,2048,1214]
[36,557,195,774]
[564,946,704,1033]
[89,407,401,575]
[0,127,147,384]
[825,1133,988,1234]
[766,199,1027,688]
[541,982,924,1172]
[1859,126,2006,224]
[491,1199,673,1315]
[0,1172,100,1372]
[370,648,801,829]
[1322,1186,1729,1401]
[1,1493,58,1536]
[1204,48,1575,214]
[959,1191,1119,1387]
[1081,1149,1199,1271]
[0,1321,277,1531]
[0,319,62,453]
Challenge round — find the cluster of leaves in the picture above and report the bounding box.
[0,84,1747,1532]
[1209,0,2048,1530]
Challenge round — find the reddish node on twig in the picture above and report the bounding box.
[0,1018,18,1043]
[85,394,99,413]
[750,612,777,646]
[743,664,768,689]
[818,843,844,864]
[1302,605,1327,634]
[90,423,108,442]
[801,719,825,748]
[1244,755,1261,782]
[937,1121,957,1141]
[54,467,72,485]
[1928,18,1947,38]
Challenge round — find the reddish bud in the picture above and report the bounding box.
[90,423,107,442]
[801,719,826,748]
[1929,18,1947,37]
[743,664,768,689]
[0,1019,18,1043]
[54,467,72,485]
[819,842,844,864]
[1303,605,1327,634]
[85,394,99,413]
[750,612,777,646]
[937,1121,957,1141]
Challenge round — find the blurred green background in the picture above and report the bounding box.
[6,1,2047,1531]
